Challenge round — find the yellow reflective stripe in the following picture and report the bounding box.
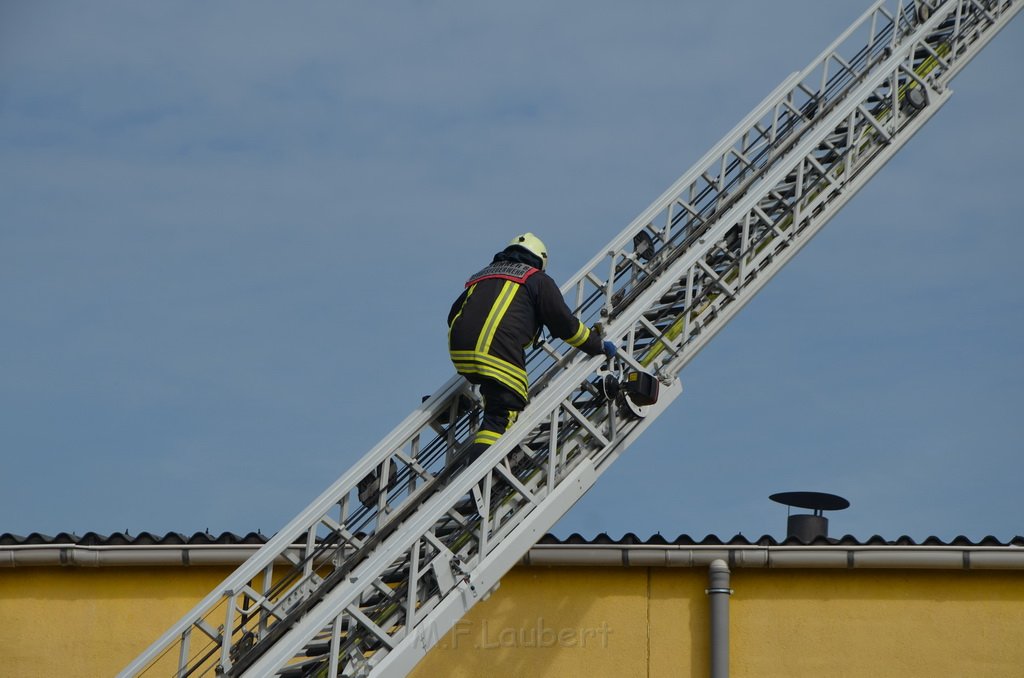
[452,366,528,401]
[450,350,529,400]
[566,321,590,347]
[475,281,519,354]
[450,351,527,386]
[447,285,475,346]
[462,359,527,392]
[473,430,503,445]
[450,360,523,385]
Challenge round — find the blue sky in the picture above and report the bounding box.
[2,2,1022,543]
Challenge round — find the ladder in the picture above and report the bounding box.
[120,1,1020,676]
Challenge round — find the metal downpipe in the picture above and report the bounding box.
[707,559,733,678]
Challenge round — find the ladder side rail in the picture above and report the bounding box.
[274,369,674,674]
[228,362,626,673]
[372,379,686,678]
[658,88,956,386]
[118,376,467,677]
[244,347,680,672]
[556,0,906,306]
[525,16,905,398]
[606,1,975,380]
[486,3,915,446]
[939,0,1021,81]
[165,366,552,675]
[652,93,957,386]
[239,348,630,674]
[216,390,484,673]
[558,70,804,299]
[647,0,1021,384]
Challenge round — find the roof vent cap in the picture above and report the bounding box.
[769,491,850,542]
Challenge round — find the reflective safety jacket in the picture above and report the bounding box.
[447,259,604,404]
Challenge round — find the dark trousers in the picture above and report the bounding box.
[464,379,526,464]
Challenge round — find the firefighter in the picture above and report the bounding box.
[447,233,616,465]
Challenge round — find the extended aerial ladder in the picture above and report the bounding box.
[121,1,1020,676]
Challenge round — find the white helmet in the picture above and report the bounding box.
[509,232,548,270]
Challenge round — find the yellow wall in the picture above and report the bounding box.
[0,566,230,678]
[411,567,654,678]
[2,564,1023,677]
[731,569,1024,677]
[411,566,1024,678]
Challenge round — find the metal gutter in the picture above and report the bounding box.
[3,542,1024,569]
[0,544,303,568]
[520,543,1024,570]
